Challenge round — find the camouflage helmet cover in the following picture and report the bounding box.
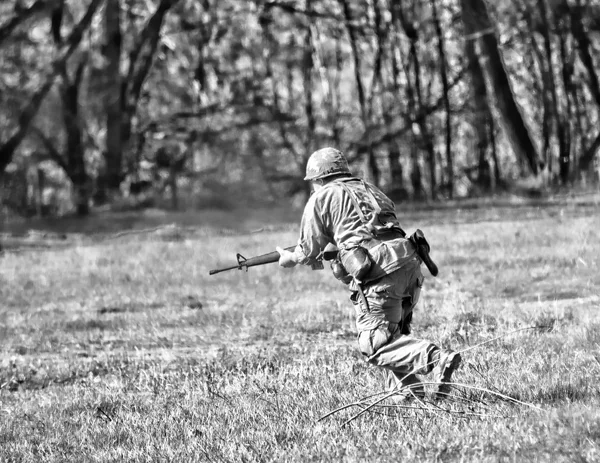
[304,147,351,181]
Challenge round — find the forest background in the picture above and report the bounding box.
[1,0,600,218]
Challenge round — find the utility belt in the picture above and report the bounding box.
[330,229,438,286]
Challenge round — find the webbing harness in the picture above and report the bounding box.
[334,178,404,240]
[330,179,396,314]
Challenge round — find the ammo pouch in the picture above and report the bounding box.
[339,244,373,282]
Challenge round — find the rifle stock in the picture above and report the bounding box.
[209,245,296,275]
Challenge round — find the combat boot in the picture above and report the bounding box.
[390,374,425,403]
[431,349,461,400]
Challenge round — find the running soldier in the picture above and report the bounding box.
[277,147,461,401]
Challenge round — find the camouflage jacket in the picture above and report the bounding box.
[293,177,417,281]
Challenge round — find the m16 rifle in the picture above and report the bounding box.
[208,245,341,275]
[209,246,297,275]
[208,234,438,277]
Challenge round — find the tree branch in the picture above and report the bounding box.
[30,126,69,173]
[0,0,48,46]
[0,0,103,174]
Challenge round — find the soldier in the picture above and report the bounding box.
[277,147,461,401]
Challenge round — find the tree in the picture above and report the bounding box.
[101,0,122,196]
[461,0,540,177]
[431,0,453,198]
[0,0,48,46]
[0,0,103,177]
[97,0,181,198]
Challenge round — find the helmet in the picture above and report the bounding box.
[304,147,351,181]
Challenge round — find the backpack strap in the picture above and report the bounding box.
[336,180,382,235]
[337,181,369,224]
[332,178,405,238]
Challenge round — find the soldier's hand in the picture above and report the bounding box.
[276,246,298,268]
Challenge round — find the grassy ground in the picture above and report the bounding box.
[1,203,600,462]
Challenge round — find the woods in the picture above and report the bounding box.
[1,0,600,216]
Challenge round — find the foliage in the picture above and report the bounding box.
[1,0,600,216]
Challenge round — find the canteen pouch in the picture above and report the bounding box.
[330,258,353,284]
[339,245,373,282]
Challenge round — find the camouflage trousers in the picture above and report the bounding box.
[351,257,439,389]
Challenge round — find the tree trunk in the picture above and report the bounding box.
[489,118,500,188]
[386,23,406,199]
[103,0,123,195]
[169,167,178,210]
[461,0,539,176]
[569,0,600,108]
[410,141,424,200]
[520,0,551,174]
[303,0,316,161]
[0,0,103,175]
[396,2,436,198]
[36,167,45,216]
[61,59,90,215]
[339,0,379,185]
[569,0,599,175]
[552,6,575,185]
[260,11,304,184]
[431,0,453,198]
[465,28,495,191]
[99,0,179,198]
[0,0,48,46]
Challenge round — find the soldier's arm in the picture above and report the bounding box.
[278,193,331,268]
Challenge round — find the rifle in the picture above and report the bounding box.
[209,246,297,275]
[208,236,438,277]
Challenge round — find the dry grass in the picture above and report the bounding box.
[1,204,600,462]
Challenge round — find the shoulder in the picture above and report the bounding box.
[364,180,393,202]
[324,177,362,192]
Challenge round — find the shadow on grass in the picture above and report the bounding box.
[97,301,165,314]
[1,362,112,393]
[495,382,599,405]
[64,318,126,332]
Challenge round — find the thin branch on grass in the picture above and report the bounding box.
[339,384,506,427]
[317,383,426,421]
[456,326,543,355]
[435,382,545,411]
[320,325,546,425]
[96,406,113,422]
[340,390,400,427]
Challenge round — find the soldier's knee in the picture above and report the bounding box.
[358,325,391,357]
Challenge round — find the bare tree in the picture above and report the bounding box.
[569,0,600,175]
[0,0,103,176]
[102,0,122,195]
[396,0,437,198]
[0,0,48,46]
[339,0,380,185]
[97,0,180,198]
[431,0,453,198]
[461,0,540,176]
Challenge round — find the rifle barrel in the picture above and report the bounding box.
[208,264,241,275]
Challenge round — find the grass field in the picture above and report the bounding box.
[1,202,600,462]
